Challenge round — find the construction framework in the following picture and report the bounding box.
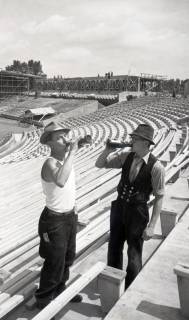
[43,73,167,94]
[140,73,167,92]
[0,70,45,99]
[0,70,30,98]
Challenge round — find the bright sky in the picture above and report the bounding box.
[0,0,188,79]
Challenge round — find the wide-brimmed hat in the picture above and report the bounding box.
[130,124,155,145]
[40,121,71,145]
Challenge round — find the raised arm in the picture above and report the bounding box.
[42,140,78,187]
[95,146,128,169]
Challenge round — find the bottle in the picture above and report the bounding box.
[77,134,92,148]
[66,135,92,149]
[106,138,132,149]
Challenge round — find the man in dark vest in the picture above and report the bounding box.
[95,124,165,289]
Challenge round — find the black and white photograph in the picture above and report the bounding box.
[0,1,189,319]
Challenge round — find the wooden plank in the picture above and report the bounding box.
[77,175,119,211]
[103,210,189,320]
[0,269,11,285]
[77,169,120,199]
[0,238,38,268]
[25,270,80,311]
[31,262,106,320]
[0,215,110,315]
[1,97,189,320]
[0,281,36,319]
[78,192,116,222]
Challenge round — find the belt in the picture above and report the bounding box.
[46,207,75,216]
[118,192,148,204]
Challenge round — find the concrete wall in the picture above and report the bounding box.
[60,100,98,119]
[118,91,160,102]
[118,91,144,102]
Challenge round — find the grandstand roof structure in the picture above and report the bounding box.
[23,107,56,122]
[24,107,55,116]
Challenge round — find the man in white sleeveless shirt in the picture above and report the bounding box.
[35,121,82,309]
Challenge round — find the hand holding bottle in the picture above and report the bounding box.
[106,138,132,149]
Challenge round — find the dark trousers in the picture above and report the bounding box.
[107,200,148,289]
[35,207,77,304]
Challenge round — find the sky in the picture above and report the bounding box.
[0,0,188,79]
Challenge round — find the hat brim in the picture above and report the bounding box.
[130,133,155,145]
[40,128,70,145]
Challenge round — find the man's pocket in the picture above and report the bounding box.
[39,232,52,259]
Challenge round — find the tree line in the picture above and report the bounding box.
[6,60,44,75]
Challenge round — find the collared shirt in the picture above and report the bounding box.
[129,154,144,183]
[106,150,165,196]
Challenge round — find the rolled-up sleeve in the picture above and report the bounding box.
[106,150,129,168]
[151,161,165,196]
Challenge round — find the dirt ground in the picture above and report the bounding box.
[0,96,89,115]
[0,96,88,138]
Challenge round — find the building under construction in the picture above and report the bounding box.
[44,73,167,94]
[0,70,44,99]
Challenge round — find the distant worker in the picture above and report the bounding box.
[35,121,82,309]
[35,90,41,99]
[95,124,165,289]
[172,88,176,98]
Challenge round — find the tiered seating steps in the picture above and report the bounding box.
[0,95,189,319]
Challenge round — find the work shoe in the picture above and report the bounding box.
[70,294,83,303]
[36,296,54,310]
[36,301,48,310]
